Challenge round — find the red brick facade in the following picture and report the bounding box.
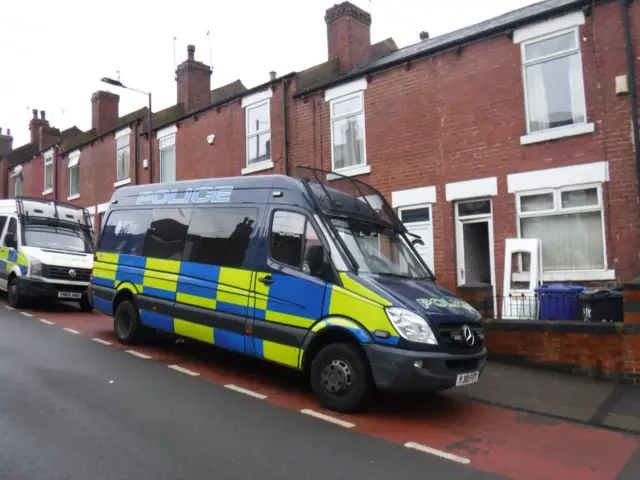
[2,0,640,298]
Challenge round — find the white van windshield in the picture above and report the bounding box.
[330,218,429,279]
[23,225,93,254]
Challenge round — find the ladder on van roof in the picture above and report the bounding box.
[15,196,94,232]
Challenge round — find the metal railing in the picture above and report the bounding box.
[482,293,584,321]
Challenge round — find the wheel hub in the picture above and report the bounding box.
[321,359,353,397]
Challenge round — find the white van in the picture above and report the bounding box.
[0,197,95,310]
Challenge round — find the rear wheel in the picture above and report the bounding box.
[7,277,23,309]
[310,342,373,413]
[113,300,144,345]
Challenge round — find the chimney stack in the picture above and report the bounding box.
[269,71,277,81]
[29,109,49,146]
[0,127,13,158]
[419,31,429,41]
[91,91,120,134]
[176,44,213,112]
[325,2,372,72]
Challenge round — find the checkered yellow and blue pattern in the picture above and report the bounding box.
[0,248,29,276]
[92,252,400,370]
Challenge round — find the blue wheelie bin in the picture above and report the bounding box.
[536,283,585,320]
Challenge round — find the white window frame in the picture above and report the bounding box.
[518,24,594,145]
[115,128,131,187]
[67,151,80,200]
[514,183,613,281]
[43,152,53,195]
[328,90,370,178]
[158,125,177,183]
[242,93,273,175]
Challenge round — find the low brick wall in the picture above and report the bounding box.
[458,280,640,385]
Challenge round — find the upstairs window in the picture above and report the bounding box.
[159,133,176,183]
[330,92,366,171]
[116,134,130,182]
[245,101,271,167]
[521,28,587,134]
[44,154,53,193]
[68,152,80,198]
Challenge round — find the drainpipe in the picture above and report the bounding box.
[134,121,139,185]
[282,78,289,176]
[621,0,640,197]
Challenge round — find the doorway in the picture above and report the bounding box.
[455,199,495,289]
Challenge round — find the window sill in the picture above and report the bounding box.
[327,164,372,180]
[42,188,53,196]
[241,160,274,175]
[114,178,131,188]
[512,269,615,283]
[520,122,595,146]
[67,194,80,201]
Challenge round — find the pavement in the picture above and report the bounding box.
[1,299,640,480]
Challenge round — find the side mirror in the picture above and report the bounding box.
[303,244,326,276]
[4,232,17,249]
[411,237,425,247]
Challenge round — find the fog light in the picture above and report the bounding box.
[414,360,423,369]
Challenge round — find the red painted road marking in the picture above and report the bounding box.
[5,303,639,479]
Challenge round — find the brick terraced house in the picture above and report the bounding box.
[2,0,640,302]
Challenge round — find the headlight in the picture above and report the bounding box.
[385,307,437,345]
[30,258,42,276]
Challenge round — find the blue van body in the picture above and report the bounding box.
[89,167,487,412]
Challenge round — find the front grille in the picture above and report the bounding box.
[42,265,91,282]
[437,323,485,350]
[51,284,88,293]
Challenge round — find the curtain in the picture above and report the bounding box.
[160,146,176,182]
[526,63,550,132]
[568,54,585,124]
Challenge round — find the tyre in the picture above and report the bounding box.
[7,277,23,309]
[310,342,373,413]
[113,300,144,345]
[79,294,93,312]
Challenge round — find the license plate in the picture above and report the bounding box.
[456,371,479,387]
[58,292,82,299]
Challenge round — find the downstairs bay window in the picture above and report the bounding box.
[517,186,606,275]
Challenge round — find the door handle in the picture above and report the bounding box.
[259,275,274,286]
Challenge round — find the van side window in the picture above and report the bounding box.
[99,209,152,256]
[183,208,258,268]
[4,218,18,248]
[141,208,191,261]
[270,211,322,271]
[0,215,8,237]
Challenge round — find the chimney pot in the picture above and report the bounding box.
[419,31,429,41]
[269,71,276,81]
[176,43,212,111]
[40,110,46,120]
[32,109,38,119]
[187,44,195,60]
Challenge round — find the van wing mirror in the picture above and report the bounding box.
[303,244,327,276]
[4,232,16,249]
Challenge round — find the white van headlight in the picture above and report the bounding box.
[29,258,42,276]
[385,307,438,345]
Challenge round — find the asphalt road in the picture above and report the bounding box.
[0,308,503,480]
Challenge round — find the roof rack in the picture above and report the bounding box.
[295,165,406,232]
[15,196,94,233]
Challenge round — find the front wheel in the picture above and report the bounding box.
[7,277,23,309]
[310,343,373,413]
[113,300,144,345]
[79,294,93,312]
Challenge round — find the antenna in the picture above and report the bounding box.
[207,29,213,68]
[173,36,178,81]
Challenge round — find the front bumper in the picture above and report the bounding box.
[14,276,89,301]
[364,344,487,392]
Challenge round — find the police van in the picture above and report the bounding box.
[89,167,487,412]
[0,197,95,310]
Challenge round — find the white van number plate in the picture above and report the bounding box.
[455,371,479,387]
[58,292,82,299]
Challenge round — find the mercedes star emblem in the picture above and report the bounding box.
[68,269,77,278]
[461,325,475,346]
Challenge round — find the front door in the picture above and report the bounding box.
[399,205,434,273]
[249,208,327,369]
[455,199,495,287]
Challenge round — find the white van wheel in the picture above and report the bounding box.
[7,277,22,308]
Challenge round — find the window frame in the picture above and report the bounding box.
[244,99,271,169]
[520,26,588,136]
[43,153,53,195]
[515,183,607,275]
[159,133,177,183]
[268,208,326,274]
[115,133,131,185]
[329,90,368,174]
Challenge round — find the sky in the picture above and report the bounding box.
[0,0,538,148]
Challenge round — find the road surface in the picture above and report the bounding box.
[0,302,638,480]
